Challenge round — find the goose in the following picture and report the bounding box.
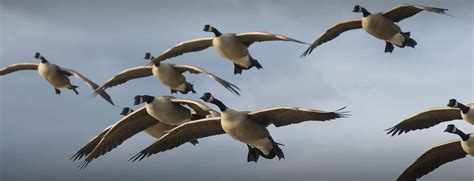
[397,124,473,181]
[130,92,348,162]
[94,53,240,95]
[0,52,114,105]
[149,25,307,74]
[71,107,205,169]
[133,95,219,126]
[302,4,450,55]
[386,99,473,136]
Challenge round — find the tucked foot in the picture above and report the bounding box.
[55,88,61,95]
[69,85,79,95]
[405,38,417,48]
[190,139,199,145]
[170,89,178,94]
[249,55,263,69]
[385,42,394,53]
[234,64,243,75]
[247,145,260,162]
[180,82,196,94]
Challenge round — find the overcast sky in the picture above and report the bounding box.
[0,0,473,180]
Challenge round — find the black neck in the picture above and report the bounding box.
[457,103,470,114]
[40,57,48,63]
[361,7,371,17]
[211,99,227,111]
[453,130,470,141]
[211,27,222,37]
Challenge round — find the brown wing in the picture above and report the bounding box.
[248,106,349,127]
[386,108,462,136]
[151,38,213,64]
[383,4,451,23]
[172,64,241,95]
[171,98,220,117]
[302,19,362,57]
[70,125,113,161]
[59,67,114,105]
[130,117,224,161]
[78,107,158,169]
[397,140,467,181]
[94,66,152,92]
[235,32,307,47]
[0,63,38,75]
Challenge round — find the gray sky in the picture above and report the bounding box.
[0,0,473,180]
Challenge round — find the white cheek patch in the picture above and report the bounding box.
[453,127,457,132]
[127,109,133,115]
[208,95,214,102]
[454,102,458,108]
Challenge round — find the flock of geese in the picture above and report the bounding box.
[0,3,471,181]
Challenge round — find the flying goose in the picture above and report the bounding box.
[71,107,203,169]
[133,95,219,126]
[302,4,450,55]
[0,52,114,105]
[130,92,348,162]
[397,124,473,181]
[386,99,473,136]
[94,53,240,95]
[150,25,307,74]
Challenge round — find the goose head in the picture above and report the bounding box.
[34,52,48,63]
[352,5,362,12]
[444,124,457,133]
[447,99,458,108]
[444,124,470,141]
[120,107,134,116]
[144,52,159,66]
[202,24,222,37]
[203,24,213,32]
[134,95,155,105]
[200,92,214,103]
[352,5,370,17]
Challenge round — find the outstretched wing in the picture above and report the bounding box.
[385,108,461,136]
[70,125,113,161]
[130,117,224,161]
[397,140,467,181]
[151,38,213,64]
[172,64,241,95]
[78,107,158,169]
[171,98,220,117]
[302,19,362,57]
[59,67,114,105]
[235,32,307,47]
[0,63,38,75]
[94,66,152,92]
[248,106,349,127]
[383,4,451,23]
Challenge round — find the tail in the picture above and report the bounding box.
[259,137,285,160]
[69,85,79,95]
[403,32,417,48]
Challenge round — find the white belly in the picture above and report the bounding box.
[221,110,272,154]
[212,35,251,68]
[461,135,474,156]
[152,65,186,91]
[37,63,69,88]
[461,109,474,125]
[144,123,174,139]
